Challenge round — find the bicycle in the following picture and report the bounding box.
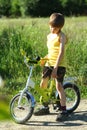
[10,51,80,124]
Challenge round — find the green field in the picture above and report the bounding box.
[0,16,87,120]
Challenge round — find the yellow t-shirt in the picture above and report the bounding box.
[45,33,66,67]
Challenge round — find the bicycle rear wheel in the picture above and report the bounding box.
[10,93,34,124]
[64,83,80,113]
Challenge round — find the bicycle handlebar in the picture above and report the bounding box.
[27,56,40,64]
[20,49,48,66]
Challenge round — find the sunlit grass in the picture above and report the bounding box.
[0,98,11,120]
[0,16,87,98]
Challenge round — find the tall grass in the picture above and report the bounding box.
[0,17,87,98]
[64,17,87,86]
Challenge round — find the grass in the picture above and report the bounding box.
[0,16,87,121]
[0,16,87,99]
[0,98,11,120]
[0,17,87,85]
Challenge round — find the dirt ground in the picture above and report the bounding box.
[0,99,87,130]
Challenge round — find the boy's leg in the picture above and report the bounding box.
[34,77,50,115]
[34,66,52,116]
[55,67,68,121]
[56,81,68,121]
[40,77,49,89]
[56,81,66,109]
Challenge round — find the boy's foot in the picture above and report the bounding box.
[34,106,50,116]
[56,110,69,121]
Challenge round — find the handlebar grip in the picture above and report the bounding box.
[28,56,40,64]
[28,60,38,64]
[36,56,40,61]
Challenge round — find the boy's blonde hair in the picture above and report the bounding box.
[49,13,65,29]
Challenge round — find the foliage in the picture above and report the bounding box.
[0,96,11,120]
[0,0,87,17]
[10,0,27,17]
[64,17,87,86]
[0,18,48,90]
[0,17,87,98]
[25,0,62,17]
[60,0,87,15]
[0,0,11,17]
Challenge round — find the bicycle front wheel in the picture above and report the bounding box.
[10,93,34,124]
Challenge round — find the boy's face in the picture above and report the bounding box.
[49,25,60,34]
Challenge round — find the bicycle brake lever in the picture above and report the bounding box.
[36,56,40,61]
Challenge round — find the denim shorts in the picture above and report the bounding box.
[42,66,66,83]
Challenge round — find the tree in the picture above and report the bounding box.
[60,0,87,15]
[0,0,11,17]
[0,0,87,17]
[26,0,62,17]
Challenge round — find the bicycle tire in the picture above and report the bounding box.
[10,93,34,124]
[63,82,80,113]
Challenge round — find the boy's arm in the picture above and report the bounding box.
[55,34,66,68]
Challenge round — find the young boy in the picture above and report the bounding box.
[34,13,68,121]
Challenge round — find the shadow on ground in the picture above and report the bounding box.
[23,110,87,127]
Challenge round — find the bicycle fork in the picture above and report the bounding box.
[17,66,35,108]
[17,88,35,108]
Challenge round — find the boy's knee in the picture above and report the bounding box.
[40,78,49,88]
[40,82,44,88]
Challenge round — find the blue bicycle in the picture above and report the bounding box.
[10,53,80,124]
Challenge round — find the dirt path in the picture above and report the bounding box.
[0,100,87,130]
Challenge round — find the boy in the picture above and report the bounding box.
[34,13,68,121]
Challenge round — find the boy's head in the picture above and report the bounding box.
[49,13,65,29]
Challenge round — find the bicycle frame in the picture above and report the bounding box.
[17,60,58,107]
[10,51,80,123]
[10,52,80,124]
[17,53,79,108]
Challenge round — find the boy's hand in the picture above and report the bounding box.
[40,59,46,66]
[51,67,58,78]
